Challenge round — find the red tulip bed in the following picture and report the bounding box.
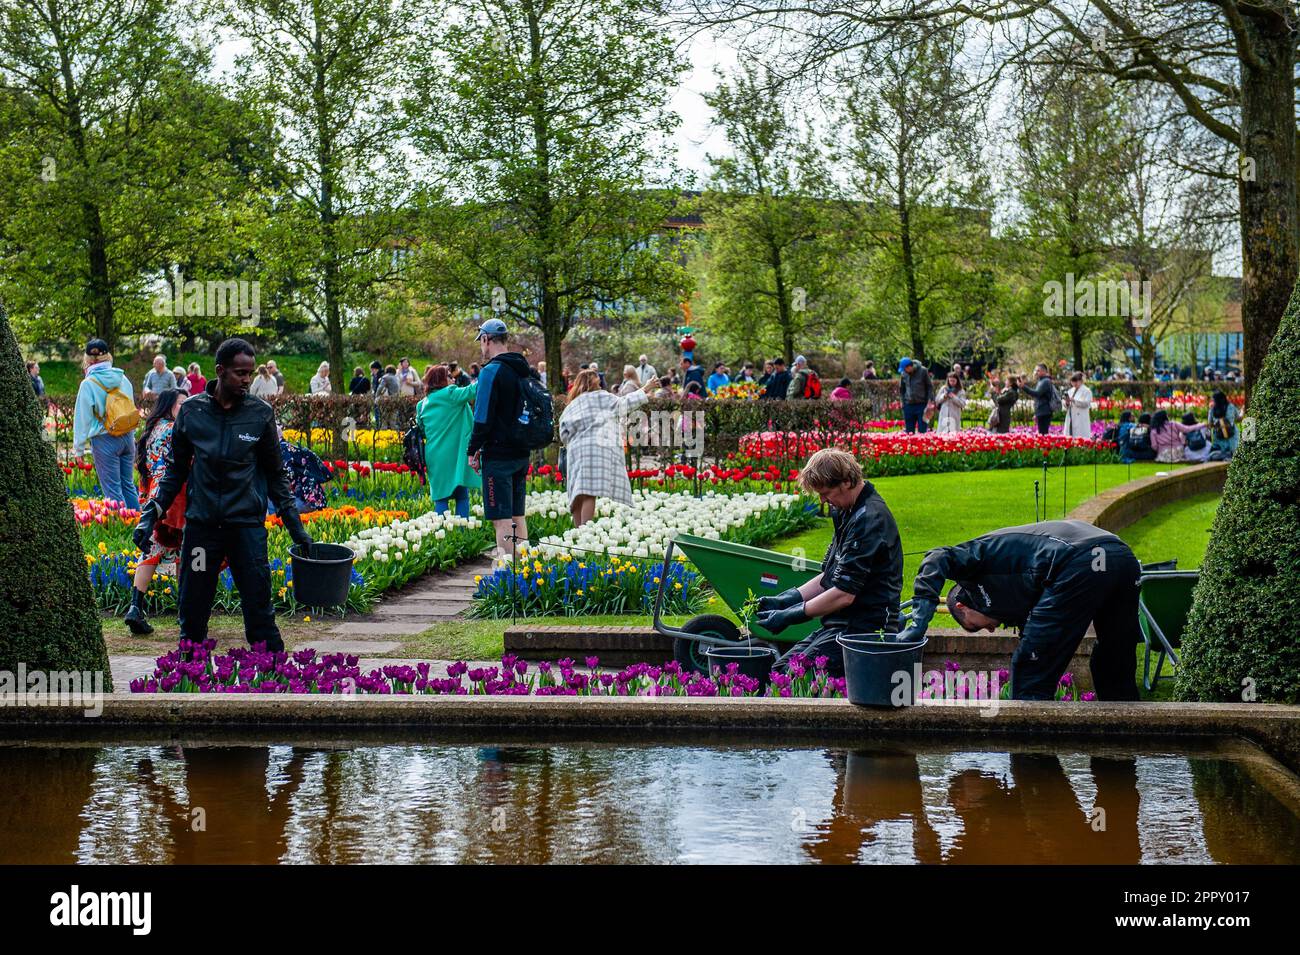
[736,429,1118,475]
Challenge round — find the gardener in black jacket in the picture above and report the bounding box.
[133,338,313,652]
[755,449,903,676]
[468,318,539,557]
[899,519,1142,701]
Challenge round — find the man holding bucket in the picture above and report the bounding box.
[755,449,903,676]
[898,520,1142,701]
[134,338,314,652]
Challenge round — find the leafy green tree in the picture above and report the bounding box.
[833,27,998,364]
[1010,64,1130,371]
[0,303,110,683]
[1175,277,1300,703]
[406,0,691,391]
[221,0,425,390]
[701,64,844,365]
[0,0,259,351]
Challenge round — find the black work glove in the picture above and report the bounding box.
[756,602,809,636]
[133,501,161,552]
[282,509,315,556]
[897,597,938,643]
[757,587,803,614]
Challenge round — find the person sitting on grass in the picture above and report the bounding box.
[755,448,903,677]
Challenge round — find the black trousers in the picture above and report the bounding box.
[1011,540,1142,701]
[177,523,283,651]
[1035,413,1052,435]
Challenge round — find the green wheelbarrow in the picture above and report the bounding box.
[653,533,824,674]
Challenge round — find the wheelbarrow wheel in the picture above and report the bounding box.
[674,614,742,675]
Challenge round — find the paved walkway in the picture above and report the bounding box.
[326,554,495,639]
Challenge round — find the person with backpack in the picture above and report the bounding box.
[1181,412,1211,463]
[73,338,141,509]
[468,318,552,557]
[416,365,479,517]
[1123,412,1158,463]
[1020,363,1060,435]
[125,388,186,635]
[559,368,660,527]
[1208,390,1239,461]
[787,355,821,399]
[1149,409,1208,464]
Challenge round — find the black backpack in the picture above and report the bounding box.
[403,424,427,480]
[1101,424,1120,445]
[1185,429,1208,452]
[1128,424,1153,453]
[512,372,555,451]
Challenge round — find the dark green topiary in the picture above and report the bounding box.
[0,307,111,685]
[1174,280,1300,703]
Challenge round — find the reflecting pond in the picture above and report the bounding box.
[2,740,1298,864]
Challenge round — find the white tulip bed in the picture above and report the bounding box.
[339,487,817,617]
[519,489,810,561]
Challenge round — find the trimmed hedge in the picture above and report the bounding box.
[0,310,111,684]
[1174,285,1300,703]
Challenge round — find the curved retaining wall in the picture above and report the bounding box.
[1068,462,1228,533]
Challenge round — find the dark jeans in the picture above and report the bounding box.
[1010,540,1142,701]
[903,402,929,434]
[178,523,282,652]
[434,484,470,518]
[1035,413,1052,435]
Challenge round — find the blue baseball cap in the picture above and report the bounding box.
[475,318,507,339]
[898,357,913,373]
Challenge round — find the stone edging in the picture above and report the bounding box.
[4,696,1299,774]
[1068,462,1228,533]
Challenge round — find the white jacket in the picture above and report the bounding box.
[1064,385,1092,437]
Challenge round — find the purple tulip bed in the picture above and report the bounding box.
[129,641,847,698]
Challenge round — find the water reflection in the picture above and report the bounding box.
[1,743,1296,865]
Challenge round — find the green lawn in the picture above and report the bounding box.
[36,351,384,397]
[769,463,1173,591]
[1118,491,1220,570]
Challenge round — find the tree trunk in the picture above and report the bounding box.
[772,246,793,365]
[57,41,114,350]
[1070,319,1084,372]
[898,182,923,362]
[542,289,565,396]
[1237,13,1298,402]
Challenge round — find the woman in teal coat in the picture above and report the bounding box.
[416,365,480,516]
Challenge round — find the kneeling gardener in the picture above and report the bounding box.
[899,519,1142,700]
[755,449,903,675]
[133,338,314,652]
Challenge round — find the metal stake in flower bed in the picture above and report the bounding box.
[1034,479,1041,522]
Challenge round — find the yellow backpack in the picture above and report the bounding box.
[91,379,141,436]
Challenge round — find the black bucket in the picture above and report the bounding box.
[289,543,355,608]
[837,634,928,707]
[705,644,778,688]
